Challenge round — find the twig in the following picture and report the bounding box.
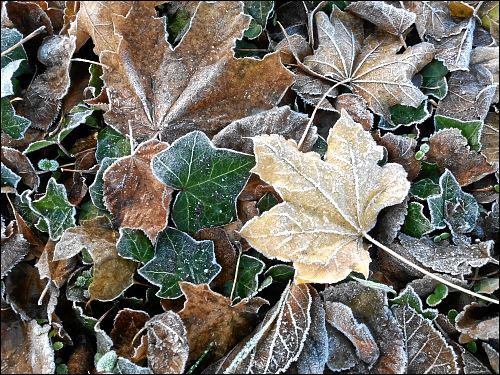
[71,58,110,69]
[1,26,46,57]
[363,232,499,304]
[229,247,243,303]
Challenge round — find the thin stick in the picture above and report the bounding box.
[229,248,243,303]
[308,1,328,46]
[1,26,46,57]
[71,58,109,69]
[363,232,499,304]
[297,79,350,150]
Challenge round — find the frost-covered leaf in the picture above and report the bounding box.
[138,227,221,299]
[323,281,406,373]
[29,178,76,241]
[243,1,274,39]
[426,283,449,306]
[379,102,431,130]
[335,93,373,131]
[1,27,28,71]
[410,178,440,200]
[116,228,154,264]
[437,65,496,122]
[481,112,499,168]
[292,73,337,111]
[228,254,265,301]
[95,127,132,163]
[1,59,22,98]
[296,288,328,374]
[89,157,116,210]
[0,222,29,278]
[240,111,410,284]
[346,1,416,36]
[471,46,499,104]
[372,198,409,244]
[1,146,39,190]
[103,139,172,241]
[178,282,266,363]
[212,106,318,154]
[1,162,20,188]
[100,2,293,142]
[455,302,499,344]
[263,264,295,284]
[1,98,31,140]
[302,7,434,124]
[36,240,77,288]
[397,233,494,276]
[428,169,479,234]
[110,308,150,360]
[152,131,254,234]
[434,115,483,152]
[392,303,459,373]
[390,285,438,320]
[211,283,311,374]
[37,159,58,172]
[401,201,434,238]
[483,343,499,374]
[146,311,189,374]
[420,60,449,99]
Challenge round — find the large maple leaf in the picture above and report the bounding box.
[240,111,410,284]
[100,1,293,142]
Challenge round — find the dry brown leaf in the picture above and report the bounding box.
[335,93,373,131]
[274,33,312,65]
[178,282,267,363]
[371,198,409,245]
[240,111,410,284]
[481,112,499,168]
[346,1,416,36]
[211,283,311,374]
[36,240,77,288]
[427,128,497,186]
[146,311,189,374]
[100,2,293,142]
[373,132,421,181]
[471,46,499,103]
[1,146,39,189]
[455,302,499,344]
[110,308,150,360]
[302,7,434,124]
[1,220,30,279]
[103,139,172,242]
[292,72,337,111]
[483,343,499,374]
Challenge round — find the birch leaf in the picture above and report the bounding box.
[100,1,293,142]
[240,111,410,284]
[302,7,434,124]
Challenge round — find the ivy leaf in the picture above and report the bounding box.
[240,111,410,284]
[379,102,431,130]
[152,131,254,234]
[89,157,117,211]
[95,126,132,163]
[138,227,221,299]
[1,97,31,140]
[1,162,21,188]
[401,202,434,238]
[228,254,265,301]
[427,169,479,235]
[1,28,28,70]
[434,115,483,152]
[29,178,76,241]
[410,178,440,200]
[243,1,274,39]
[263,264,295,283]
[116,228,154,264]
[420,60,449,100]
[389,285,438,320]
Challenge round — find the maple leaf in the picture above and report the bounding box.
[240,111,410,284]
[301,7,434,124]
[100,1,293,142]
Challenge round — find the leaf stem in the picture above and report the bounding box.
[362,232,499,304]
[297,78,350,151]
[229,248,243,303]
[1,26,46,57]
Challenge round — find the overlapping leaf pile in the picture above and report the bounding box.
[1,1,498,374]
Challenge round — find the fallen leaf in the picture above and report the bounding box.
[292,72,337,111]
[240,111,410,284]
[401,201,434,238]
[434,115,483,152]
[456,344,492,374]
[390,285,438,320]
[152,131,254,234]
[100,2,293,142]
[116,228,154,264]
[36,239,77,288]
[302,7,434,124]
[1,146,39,189]
[392,303,459,373]
[471,46,499,103]
[346,1,416,36]
[1,98,31,141]
[228,254,265,301]
[212,106,318,154]
[372,198,409,244]
[335,93,373,131]
[481,112,499,168]
[323,281,406,373]
[178,282,266,363]
[211,283,311,374]
[427,129,497,186]
[1,310,55,374]
[145,311,189,374]
[483,343,499,374]
[138,227,221,299]
[1,220,29,279]
[95,126,132,163]
[420,59,449,99]
[110,308,150,360]
[103,139,172,242]
[455,302,499,344]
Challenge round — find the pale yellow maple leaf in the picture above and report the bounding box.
[240,110,410,284]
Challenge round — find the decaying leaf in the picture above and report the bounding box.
[103,139,172,241]
[372,198,409,244]
[1,146,39,189]
[240,111,410,284]
[471,46,499,103]
[110,308,150,360]
[100,2,293,142]
[392,303,459,373]
[335,93,373,131]
[481,112,499,168]
[36,240,76,288]
[212,283,312,374]
[455,302,499,344]
[146,311,189,374]
[178,282,266,363]
[1,220,29,279]
[483,343,499,374]
[302,7,434,124]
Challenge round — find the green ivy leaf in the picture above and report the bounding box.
[426,284,448,307]
[29,178,76,240]
[427,170,479,234]
[1,28,28,71]
[1,97,30,139]
[1,60,23,97]
[88,63,103,98]
[138,227,221,299]
[117,228,154,264]
[89,157,117,210]
[410,178,440,200]
[38,159,59,172]
[230,254,265,301]
[401,202,434,238]
[95,127,132,163]
[152,131,254,234]
[434,115,483,152]
[167,7,191,43]
[1,162,21,188]
[379,102,430,130]
[243,1,274,39]
[390,285,438,320]
[420,60,448,99]
[263,264,295,283]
